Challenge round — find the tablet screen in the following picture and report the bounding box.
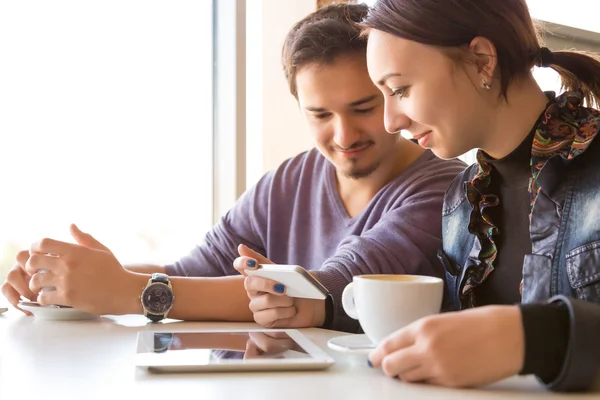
[139,331,312,363]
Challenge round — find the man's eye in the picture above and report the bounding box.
[355,107,375,114]
[314,113,331,120]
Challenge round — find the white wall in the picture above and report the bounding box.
[246,0,316,187]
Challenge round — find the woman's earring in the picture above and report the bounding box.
[482,78,492,90]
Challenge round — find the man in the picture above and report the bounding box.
[1,3,464,332]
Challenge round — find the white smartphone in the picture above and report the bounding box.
[244,264,329,300]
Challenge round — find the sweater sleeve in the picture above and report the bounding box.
[164,172,271,277]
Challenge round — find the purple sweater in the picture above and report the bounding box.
[166,148,465,331]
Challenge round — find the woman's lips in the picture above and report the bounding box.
[413,131,432,147]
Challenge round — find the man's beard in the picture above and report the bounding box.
[342,159,381,180]
[329,140,380,179]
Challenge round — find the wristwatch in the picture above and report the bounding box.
[140,273,174,322]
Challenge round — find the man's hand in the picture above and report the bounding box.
[233,244,326,328]
[21,224,138,315]
[368,305,525,388]
[1,250,37,315]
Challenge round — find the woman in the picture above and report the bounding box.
[362,0,600,392]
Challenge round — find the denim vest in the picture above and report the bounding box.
[440,137,600,311]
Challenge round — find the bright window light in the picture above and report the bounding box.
[0,1,213,282]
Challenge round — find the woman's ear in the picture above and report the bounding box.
[468,36,498,83]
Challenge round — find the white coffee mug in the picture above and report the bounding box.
[342,274,444,345]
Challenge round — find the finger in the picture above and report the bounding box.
[244,276,287,297]
[30,238,75,257]
[70,224,110,252]
[397,365,432,383]
[369,327,416,368]
[5,266,37,302]
[265,315,302,329]
[1,283,33,315]
[29,270,57,294]
[237,244,272,264]
[25,253,62,276]
[16,250,30,268]
[233,256,260,276]
[249,293,294,312]
[424,377,451,388]
[254,307,297,328]
[37,288,66,307]
[379,346,424,378]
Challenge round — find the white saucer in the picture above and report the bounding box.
[327,334,375,355]
[19,301,98,321]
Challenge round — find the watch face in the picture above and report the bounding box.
[142,283,174,314]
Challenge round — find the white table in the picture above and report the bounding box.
[0,310,593,400]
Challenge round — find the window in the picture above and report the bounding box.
[528,0,600,94]
[0,1,214,282]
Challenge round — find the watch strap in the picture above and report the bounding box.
[152,273,169,285]
[147,312,165,323]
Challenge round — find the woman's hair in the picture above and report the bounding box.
[282,3,369,98]
[362,0,600,107]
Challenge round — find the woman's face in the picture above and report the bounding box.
[366,29,493,159]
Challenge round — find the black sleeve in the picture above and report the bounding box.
[519,302,569,382]
[520,296,600,392]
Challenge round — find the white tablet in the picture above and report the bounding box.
[136,329,335,372]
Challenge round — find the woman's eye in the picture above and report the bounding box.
[390,87,408,98]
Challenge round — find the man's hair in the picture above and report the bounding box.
[282,3,369,98]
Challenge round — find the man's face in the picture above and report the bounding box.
[295,54,398,180]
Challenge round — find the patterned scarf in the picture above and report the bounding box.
[461,90,600,307]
